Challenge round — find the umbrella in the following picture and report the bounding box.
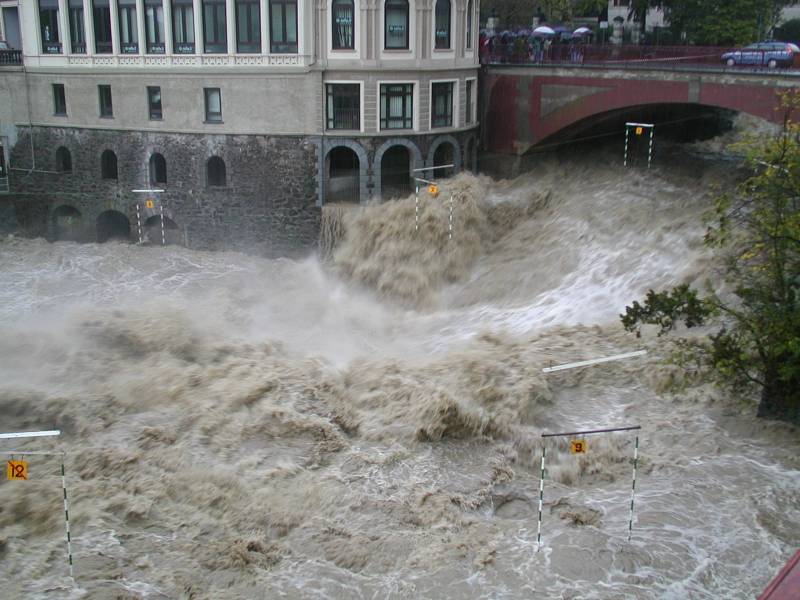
[533,26,555,36]
[573,27,592,35]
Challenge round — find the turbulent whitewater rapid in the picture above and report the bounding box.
[0,153,798,599]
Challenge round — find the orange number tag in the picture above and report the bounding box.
[7,460,28,480]
[570,440,587,454]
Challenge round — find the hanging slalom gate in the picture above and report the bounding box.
[535,425,641,551]
[1,430,74,581]
[536,350,647,550]
[624,122,655,169]
[413,165,455,240]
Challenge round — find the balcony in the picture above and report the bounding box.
[0,50,23,66]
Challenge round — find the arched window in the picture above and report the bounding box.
[465,0,472,49]
[101,149,118,180]
[55,146,72,172]
[434,0,450,49]
[207,156,226,187]
[385,0,408,49]
[332,0,354,50]
[149,152,167,185]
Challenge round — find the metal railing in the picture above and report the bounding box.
[0,50,23,66]
[481,43,800,73]
[327,108,360,131]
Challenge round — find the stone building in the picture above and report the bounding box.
[0,0,479,254]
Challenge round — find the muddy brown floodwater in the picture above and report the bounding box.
[0,152,798,599]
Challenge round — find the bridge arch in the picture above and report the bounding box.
[96,210,131,243]
[483,68,790,153]
[322,139,369,204]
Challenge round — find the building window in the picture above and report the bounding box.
[434,0,450,49]
[150,153,167,185]
[93,0,113,53]
[39,0,62,54]
[236,0,260,53]
[384,0,408,50]
[204,88,222,122]
[332,0,354,50]
[269,0,297,53]
[465,79,473,124]
[207,156,226,186]
[145,0,165,53]
[118,0,138,53]
[53,84,67,116]
[465,0,472,49]
[56,147,73,173]
[101,149,118,180]
[326,84,360,130]
[147,86,162,120]
[380,83,412,130]
[202,0,227,53]
[172,0,195,53]
[69,0,86,53]
[98,84,113,117]
[431,81,453,128]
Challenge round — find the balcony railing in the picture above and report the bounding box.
[327,108,360,130]
[0,50,23,65]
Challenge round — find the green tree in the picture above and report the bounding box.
[621,93,800,424]
[663,0,793,45]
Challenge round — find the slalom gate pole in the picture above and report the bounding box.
[159,203,166,246]
[648,129,654,169]
[61,456,74,578]
[628,435,639,542]
[624,126,630,167]
[537,445,546,551]
[415,185,419,232]
[135,203,143,244]
[448,195,453,241]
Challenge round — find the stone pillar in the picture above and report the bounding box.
[193,0,203,52]
[163,0,174,54]
[110,0,121,54]
[83,0,95,54]
[226,0,235,53]
[58,0,71,53]
[260,0,269,54]
[136,0,146,54]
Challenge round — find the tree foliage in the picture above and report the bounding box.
[663,0,793,45]
[621,92,800,424]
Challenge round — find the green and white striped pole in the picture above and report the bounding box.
[448,195,453,241]
[647,128,654,169]
[415,185,419,232]
[627,435,639,542]
[61,456,74,579]
[536,445,546,551]
[623,126,630,167]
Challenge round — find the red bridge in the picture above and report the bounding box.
[482,64,798,156]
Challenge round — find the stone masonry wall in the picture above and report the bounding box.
[7,126,321,257]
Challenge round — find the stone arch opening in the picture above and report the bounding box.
[207,156,226,187]
[149,153,167,185]
[143,214,180,245]
[101,150,118,180]
[380,145,412,200]
[96,210,131,243]
[326,146,360,203]
[52,205,82,241]
[55,147,72,173]
[433,142,455,179]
